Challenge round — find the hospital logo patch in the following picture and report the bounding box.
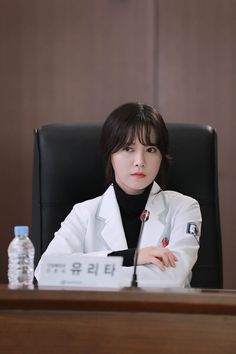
[186,222,199,236]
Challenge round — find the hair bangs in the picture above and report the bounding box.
[112,117,158,153]
[135,121,158,147]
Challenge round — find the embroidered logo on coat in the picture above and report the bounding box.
[186,223,199,236]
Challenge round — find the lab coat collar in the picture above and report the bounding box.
[140,183,167,248]
[96,182,168,251]
[96,185,127,250]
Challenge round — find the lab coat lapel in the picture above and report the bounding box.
[96,185,128,250]
[139,183,167,248]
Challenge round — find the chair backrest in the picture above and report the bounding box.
[32,123,223,288]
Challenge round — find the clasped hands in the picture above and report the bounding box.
[137,246,178,271]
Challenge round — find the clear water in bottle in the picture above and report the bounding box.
[8,226,35,287]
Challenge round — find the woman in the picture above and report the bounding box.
[35,102,202,287]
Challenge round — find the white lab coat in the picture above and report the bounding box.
[35,182,202,288]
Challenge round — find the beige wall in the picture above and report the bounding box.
[0,0,235,288]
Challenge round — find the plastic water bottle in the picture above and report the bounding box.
[8,226,35,287]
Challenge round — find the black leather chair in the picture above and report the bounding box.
[32,123,223,288]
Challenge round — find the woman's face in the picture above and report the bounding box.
[111,129,162,195]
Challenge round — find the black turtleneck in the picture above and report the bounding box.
[108,181,153,266]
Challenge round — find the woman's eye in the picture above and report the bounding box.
[147,146,158,153]
[124,146,133,152]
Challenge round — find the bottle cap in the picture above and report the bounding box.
[14,226,29,236]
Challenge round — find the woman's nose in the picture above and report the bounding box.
[134,152,145,167]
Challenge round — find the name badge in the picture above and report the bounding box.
[37,255,123,288]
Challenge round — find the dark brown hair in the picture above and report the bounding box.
[100,102,170,189]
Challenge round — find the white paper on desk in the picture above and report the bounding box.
[37,255,123,288]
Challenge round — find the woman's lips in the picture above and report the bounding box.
[131,173,146,178]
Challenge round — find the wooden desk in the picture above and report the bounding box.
[0,285,236,354]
